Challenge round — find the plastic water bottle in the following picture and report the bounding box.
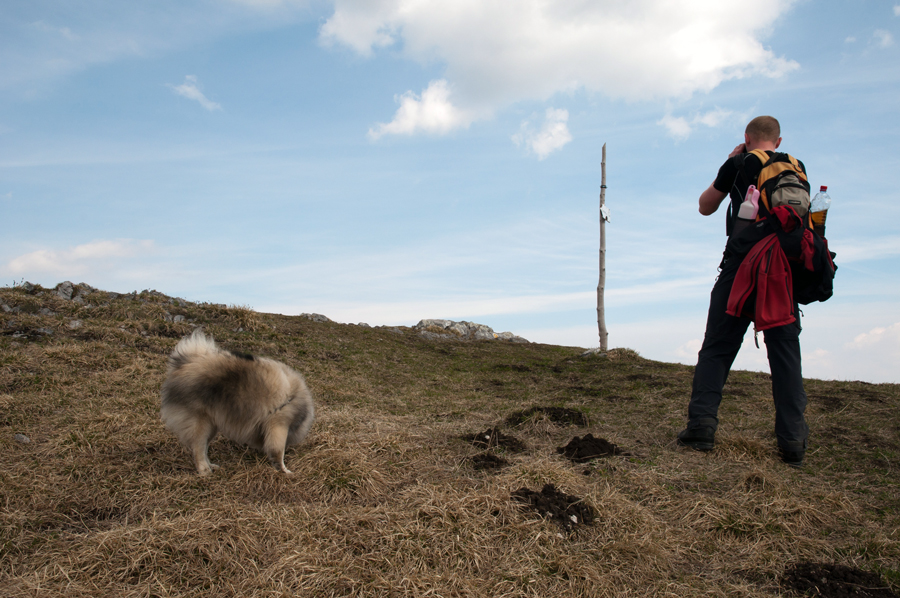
[738,185,760,220]
[810,186,831,237]
[731,185,760,237]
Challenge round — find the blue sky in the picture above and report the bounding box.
[2,0,899,383]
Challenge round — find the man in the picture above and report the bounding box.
[677,116,809,468]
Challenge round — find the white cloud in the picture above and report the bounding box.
[322,0,800,136]
[675,338,703,360]
[658,115,693,140]
[368,79,476,139]
[30,21,80,42]
[894,5,900,16]
[827,236,900,263]
[512,108,572,159]
[872,29,894,49]
[168,75,222,111]
[658,107,736,139]
[6,240,155,277]
[846,322,900,350]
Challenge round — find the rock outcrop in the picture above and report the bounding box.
[415,319,528,343]
[3,282,529,344]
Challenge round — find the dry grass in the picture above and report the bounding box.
[1,283,899,597]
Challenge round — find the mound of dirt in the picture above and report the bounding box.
[512,483,596,532]
[781,562,899,597]
[505,406,589,427]
[462,428,526,452]
[468,452,508,471]
[557,433,627,462]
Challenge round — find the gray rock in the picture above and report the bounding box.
[414,318,528,343]
[36,327,54,336]
[73,283,97,297]
[301,313,332,323]
[14,434,30,444]
[68,320,82,329]
[497,331,529,343]
[418,318,453,330]
[448,322,470,337]
[173,315,186,323]
[39,307,56,317]
[20,281,36,293]
[468,323,497,340]
[1,304,10,313]
[56,281,75,300]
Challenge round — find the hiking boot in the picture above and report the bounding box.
[677,426,715,451]
[780,448,805,468]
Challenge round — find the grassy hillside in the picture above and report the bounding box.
[1,282,898,597]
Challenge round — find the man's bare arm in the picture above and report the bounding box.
[699,183,727,215]
[698,142,746,216]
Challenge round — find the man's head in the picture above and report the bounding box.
[744,116,781,150]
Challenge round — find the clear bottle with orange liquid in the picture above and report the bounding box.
[810,186,831,237]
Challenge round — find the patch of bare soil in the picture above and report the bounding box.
[781,562,899,598]
[557,433,628,462]
[462,427,526,452]
[511,483,596,532]
[505,406,589,427]
[468,452,508,471]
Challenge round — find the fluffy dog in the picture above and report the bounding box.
[160,329,315,475]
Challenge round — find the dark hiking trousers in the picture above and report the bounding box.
[688,254,809,452]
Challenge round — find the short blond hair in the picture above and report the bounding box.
[745,116,781,143]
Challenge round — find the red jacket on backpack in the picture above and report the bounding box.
[726,232,797,331]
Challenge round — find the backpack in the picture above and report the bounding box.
[747,149,812,226]
[726,150,836,304]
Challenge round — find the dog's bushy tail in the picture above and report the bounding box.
[168,328,219,371]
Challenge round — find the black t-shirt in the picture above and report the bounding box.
[712,151,806,236]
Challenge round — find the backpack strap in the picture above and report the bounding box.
[748,148,772,167]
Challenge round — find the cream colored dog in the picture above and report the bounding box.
[160,329,315,475]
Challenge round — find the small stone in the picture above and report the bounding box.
[68,320,82,329]
[14,434,30,444]
[173,315,185,323]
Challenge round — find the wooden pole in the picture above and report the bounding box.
[597,143,608,351]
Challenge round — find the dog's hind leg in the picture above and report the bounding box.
[187,419,219,476]
[262,423,292,474]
